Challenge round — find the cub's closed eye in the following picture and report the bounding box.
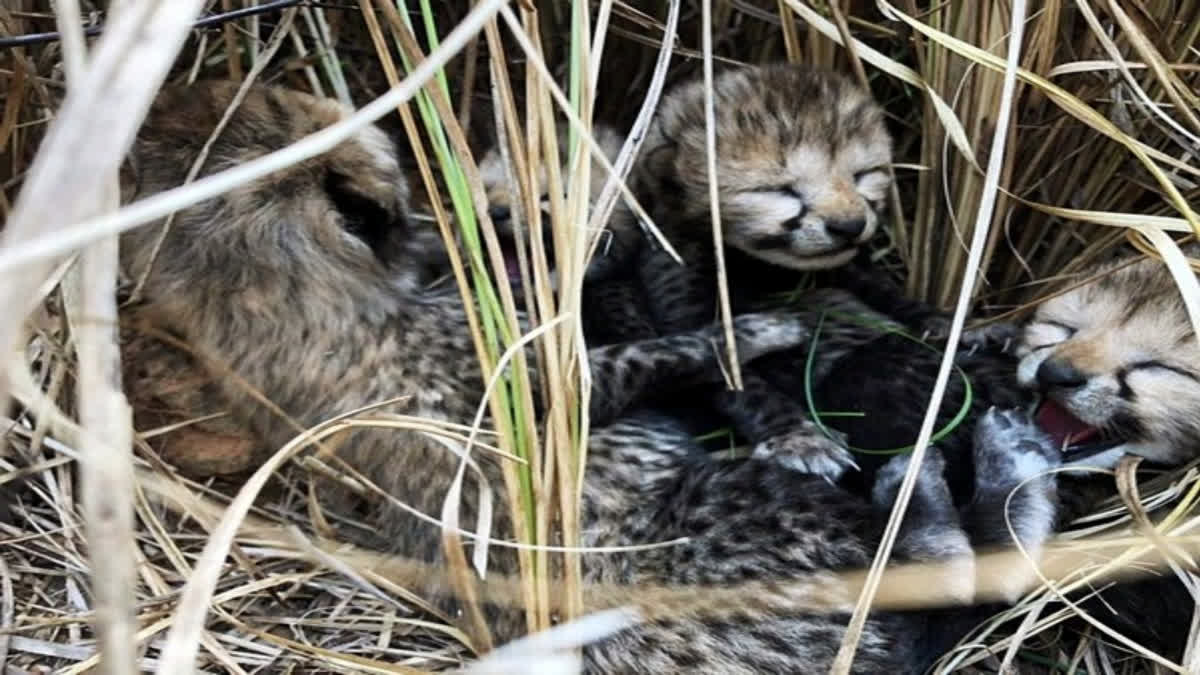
[853,167,888,182]
[1022,319,1077,351]
[751,185,801,197]
[1037,320,1077,337]
[1129,360,1200,381]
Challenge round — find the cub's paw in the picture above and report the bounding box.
[917,315,953,343]
[871,446,949,508]
[961,321,1020,355]
[918,317,1019,355]
[752,425,857,482]
[973,407,1059,489]
[722,311,811,361]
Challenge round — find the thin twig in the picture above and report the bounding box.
[830,0,1028,670]
[0,0,309,49]
[700,0,741,388]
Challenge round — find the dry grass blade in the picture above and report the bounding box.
[700,0,741,389]
[496,4,680,264]
[154,412,386,673]
[586,0,679,252]
[0,0,208,388]
[2,2,208,673]
[1137,228,1200,337]
[0,0,510,276]
[71,232,139,675]
[832,0,1029,670]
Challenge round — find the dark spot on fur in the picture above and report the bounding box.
[324,171,405,262]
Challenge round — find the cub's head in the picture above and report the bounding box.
[1017,252,1200,468]
[478,122,637,284]
[636,64,892,270]
[121,81,441,324]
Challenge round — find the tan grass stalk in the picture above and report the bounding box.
[831,0,1029,670]
[373,0,544,642]
[0,1,508,277]
[69,222,139,675]
[700,0,741,389]
[586,0,679,240]
[129,6,299,303]
[2,2,213,673]
[496,7,677,261]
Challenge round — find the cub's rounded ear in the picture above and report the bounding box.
[324,170,405,259]
[633,139,677,191]
[118,154,141,203]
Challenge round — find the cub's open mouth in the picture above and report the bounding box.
[1034,398,1124,461]
[496,234,558,287]
[497,236,524,283]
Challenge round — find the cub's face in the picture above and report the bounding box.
[1017,255,1200,468]
[478,123,625,229]
[638,64,893,270]
[477,123,631,284]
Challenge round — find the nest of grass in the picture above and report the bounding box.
[1,0,1199,673]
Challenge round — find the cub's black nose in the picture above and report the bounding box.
[826,217,867,240]
[489,205,511,223]
[1036,358,1088,389]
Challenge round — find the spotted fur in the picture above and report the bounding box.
[116,79,826,649]
[617,64,900,481]
[120,81,1063,673]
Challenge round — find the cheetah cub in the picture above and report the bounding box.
[118,79,815,644]
[1012,246,1200,661]
[478,121,660,344]
[1017,247,1200,469]
[477,121,643,286]
[628,63,894,479]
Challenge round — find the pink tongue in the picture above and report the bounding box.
[1035,400,1099,448]
[505,255,522,282]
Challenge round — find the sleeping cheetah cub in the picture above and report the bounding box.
[119,81,1062,673]
[628,63,895,479]
[808,247,1200,662]
[477,121,642,284]
[117,78,817,642]
[1018,247,1200,469]
[1013,247,1200,661]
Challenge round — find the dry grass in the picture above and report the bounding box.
[1,1,1199,673]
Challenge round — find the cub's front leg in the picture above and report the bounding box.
[586,311,811,425]
[712,372,856,481]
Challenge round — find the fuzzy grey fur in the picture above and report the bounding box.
[120,80,1064,673]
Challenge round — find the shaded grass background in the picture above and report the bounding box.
[0,0,1198,673]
